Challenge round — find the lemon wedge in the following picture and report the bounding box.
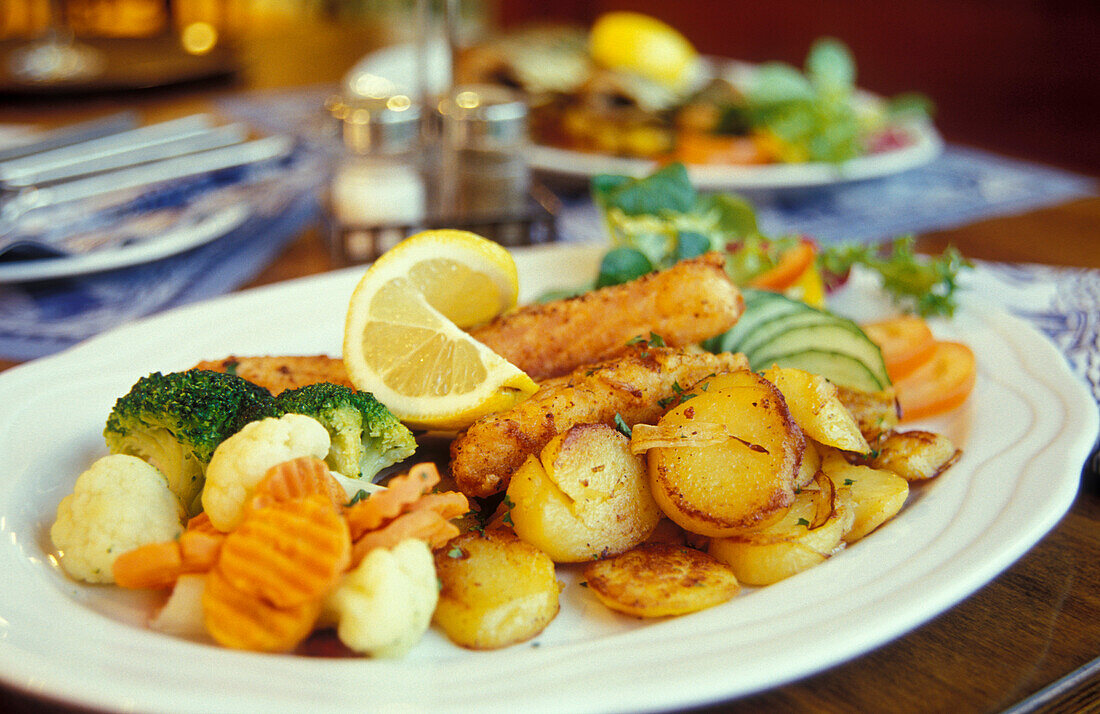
[342,229,537,431]
[589,11,698,90]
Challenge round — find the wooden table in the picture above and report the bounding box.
[1,19,1098,714]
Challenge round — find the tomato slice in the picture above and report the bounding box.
[748,240,817,292]
[894,341,976,422]
[674,131,768,166]
[863,315,937,381]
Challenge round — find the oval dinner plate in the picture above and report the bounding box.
[0,243,1095,713]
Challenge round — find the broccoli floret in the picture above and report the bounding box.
[272,383,416,481]
[103,370,275,514]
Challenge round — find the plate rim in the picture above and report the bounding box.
[0,203,250,284]
[0,243,1095,714]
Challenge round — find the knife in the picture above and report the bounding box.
[0,123,252,189]
[0,111,140,163]
[0,114,218,187]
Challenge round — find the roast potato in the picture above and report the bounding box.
[763,365,871,454]
[708,479,854,586]
[507,423,662,562]
[583,543,740,618]
[433,529,561,650]
[820,447,909,542]
[869,430,961,481]
[645,369,803,537]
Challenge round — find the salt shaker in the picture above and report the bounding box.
[327,91,426,263]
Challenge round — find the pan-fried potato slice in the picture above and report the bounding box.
[763,366,870,454]
[507,424,661,563]
[708,482,854,586]
[795,437,821,490]
[646,370,802,537]
[583,543,739,618]
[835,385,900,447]
[433,529,561,650]
[820,447,909,542]
[869,430,961,481]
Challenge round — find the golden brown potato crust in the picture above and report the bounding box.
[469,252,743,381]
[191,355,353,396]
[449,345,748,498]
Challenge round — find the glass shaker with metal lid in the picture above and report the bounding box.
[326,86,426,263]
[431,84,533,245]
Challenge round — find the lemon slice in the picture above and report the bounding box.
[342,229,537,431]
[589,11,698,90]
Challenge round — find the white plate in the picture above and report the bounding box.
[0,243,1095,713]
[527,122,943,191]
[0,204,249,283]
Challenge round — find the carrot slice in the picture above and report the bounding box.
[863,316,937,381]
[218,494,351,609]
[674,131,768,166]
[250,457,345,512]
[203,566,322,653]
[344,462,441,539]
[350,509,454,565]
[895,341,976,421]
[113,541,184,590]
[186,511,221,535]
[748,240,817,292]
[407,491,470,521]
[179,530,224,573]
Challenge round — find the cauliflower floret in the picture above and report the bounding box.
[50,454,184,584]
[322,539,439,658]
[201,414,330,532]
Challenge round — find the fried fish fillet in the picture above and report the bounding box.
[469,252,743,381]
[191,355,353,396]
[449,345,749,498]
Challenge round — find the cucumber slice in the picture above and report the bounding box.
[753,350,885,393]
[708,290,810,353]
[747,322,890,388]
[736,310,858,358]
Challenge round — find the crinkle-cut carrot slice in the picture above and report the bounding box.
[186,511,220,534]
[344,462,441,539]
[218,494,351,609]
[406,491,470,521]
[202,567,322,653]
[424,519,462,550]
[350,509,453,565]
[250,457,345,512]
[179,530,224,573]
[113,540,184,590]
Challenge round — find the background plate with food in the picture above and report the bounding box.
[454,15,943,190]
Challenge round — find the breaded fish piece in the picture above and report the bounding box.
[450,346,748,498]
[469,252,743,381]
[191,355,353,396]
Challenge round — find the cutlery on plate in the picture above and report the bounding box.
[0,114,219,187]
[0,123,252,189]
[0,134,295,245]
[0,111,139,163]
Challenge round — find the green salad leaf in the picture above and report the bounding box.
[589,163,970,317]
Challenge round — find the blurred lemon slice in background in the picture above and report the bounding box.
[589,11,698,90]
[342,230,536,431]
